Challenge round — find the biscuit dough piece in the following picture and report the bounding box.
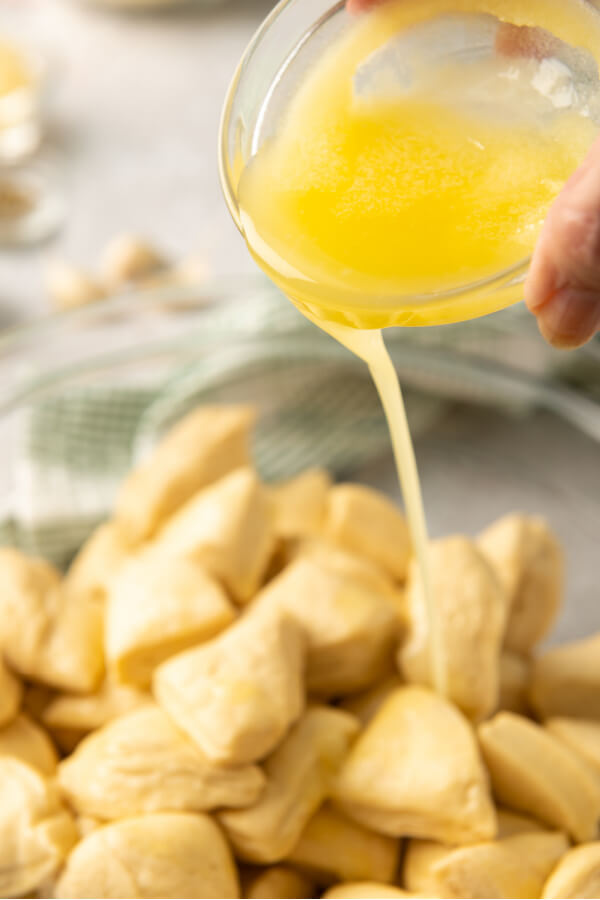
[154,467,275,604]
[270,468,331,539]
[42,677,150,752]
[399,537,505,722]
[434,831,569,900]
[479,514,563,654]
[546,718,600,777]
[325,484,411,581]
[64,521,132,604]
[0,757,77,898]
[219,707,359,863]
[287,803,399,886]
[77,816,102,838]
[498,652,531,716]
[154,605,305,765]
[323,885,420,899]
[100,234,166,287]
[294,540,406,624]
[106,555,235,687]
[115,404,255,542]
[479,712,600,842]
[242,866,314,899]
[340,677,404,727]
[59,704,265,819]
[403,807,549,897]
[529,634,600,720]
[334,686,496,844]
[0,714,58,775]
[403,840,456,897]
[542,842,600,899]
[55,813,240,899]
[0,656,21,726]
[0,549,103,692]
[258,557,398,697]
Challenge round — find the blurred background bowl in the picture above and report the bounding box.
[0,279,598,647]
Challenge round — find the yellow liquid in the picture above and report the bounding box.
[234,0,600,694]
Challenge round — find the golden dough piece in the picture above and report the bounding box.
[0,656,21,727]
[106,554,236,688]
[529,633,600,720]
[100,234,167,288]
[334,686,496,844]
[542,842,600,899]
[45,261,106,311]
[294,540,405,619]
[478,514,563,654]
[434,831,569,900]
[219,707,359,863]
[55,813,240,899]
[64,521,132,604]
[546,718,600,777]
[403,840,456,897]
[479,712,600,842]
[323,885,421,899]
[270,468,331,539]
[498,652,531,716]
[287,802,399,886]
[115,404,255,542]
[42,677,150,753]
[404,818,556,899]
[154,605,305,765]
[0,757,77,898]
[0,548,103,692]
[339,677,403,727]
[399,537,505,722]
[77,816,102,838]
[242,866,314,899]
[325,484,411,581]
[59,703,265,819]
[153,467,275,604]
[258,557,398,697]
[0,713,58,775]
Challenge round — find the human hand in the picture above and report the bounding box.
[347,0,600,348]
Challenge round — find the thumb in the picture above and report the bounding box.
[525,136,600,349]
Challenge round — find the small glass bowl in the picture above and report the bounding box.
[219,0,600,328]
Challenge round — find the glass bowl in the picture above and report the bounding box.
[0,280,598,645]
[219,0,600,327]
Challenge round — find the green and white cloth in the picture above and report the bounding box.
[1,284,599,568]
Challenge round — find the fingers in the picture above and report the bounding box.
[346,0,385,13]
[525,136,600,348]
[495,23,560,60]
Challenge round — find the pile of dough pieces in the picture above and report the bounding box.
[2,404,600,900]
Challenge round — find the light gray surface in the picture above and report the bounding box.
[1,0,274,326]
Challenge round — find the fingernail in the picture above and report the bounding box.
[536,287,600,349]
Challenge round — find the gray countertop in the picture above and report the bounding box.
[1,0,274,326]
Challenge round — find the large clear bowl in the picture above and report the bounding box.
[0,280,598,645]
[219,0,600,327]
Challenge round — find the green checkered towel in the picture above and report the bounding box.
[1,283,599,568]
